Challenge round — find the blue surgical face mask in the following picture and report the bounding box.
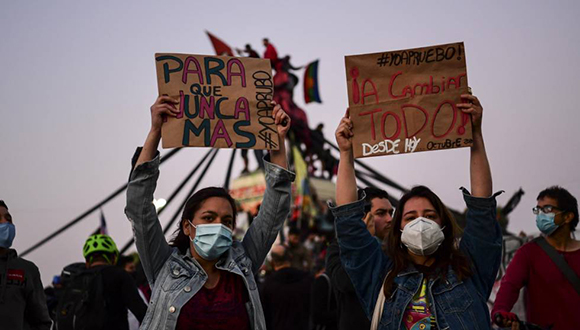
[188,221,232,260]
[536,212,559,236]
[0,223,16,248]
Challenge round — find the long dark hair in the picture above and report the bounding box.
[170,187,237,254]
[383,186,472,296]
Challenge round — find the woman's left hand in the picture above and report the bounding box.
[457,94,483,132]
[272,101,291,139]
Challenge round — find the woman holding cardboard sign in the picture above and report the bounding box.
[332,94,502,329]
[125,96,294,330]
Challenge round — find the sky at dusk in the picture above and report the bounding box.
[2,0,580,285]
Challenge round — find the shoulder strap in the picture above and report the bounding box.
[371,271,390,330]
[319,273,332,310]
[534,236,580,296]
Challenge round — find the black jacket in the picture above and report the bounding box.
[0,249,52,330]
[325,241,370,330]
[260,267,313,330]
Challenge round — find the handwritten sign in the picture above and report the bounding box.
[156,53,279,150]
[345,42,472,158]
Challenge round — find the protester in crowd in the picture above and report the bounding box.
[310,260,337,330]
[236,43,260,59]
[55,234,147,330]
[124,96,293,330]
[118,255,137,275]
[332,94,502,329]
[492,186,580,330]
[262,38,278,67]
[118,254,147,330]
[325,186,393,330]
[260,244,312,330]
[286,226,313,271]
[0,200,52,330]
[44,275,62,321]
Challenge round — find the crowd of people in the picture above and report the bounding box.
[1,85,579,330]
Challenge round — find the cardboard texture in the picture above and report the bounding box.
[345,42,472,158]
[156,53,279,150]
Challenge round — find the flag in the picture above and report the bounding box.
[206,31,234,56]
[503,188,525,216]
[303,60,322,104]
[99,209,108,235]
[291,146,317,221]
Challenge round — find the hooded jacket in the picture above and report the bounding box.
[0,249,52,330]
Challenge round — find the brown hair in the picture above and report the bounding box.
[170,187,237,254]
[383,186,472,296]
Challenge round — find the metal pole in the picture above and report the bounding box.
[20,148,182,257]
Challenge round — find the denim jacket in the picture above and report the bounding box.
[125,148,295,330]
[331,188,502,330]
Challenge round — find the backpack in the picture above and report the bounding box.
[55,265,108,330]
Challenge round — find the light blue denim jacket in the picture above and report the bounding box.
[331,188,503,330]
[125,148,295,330]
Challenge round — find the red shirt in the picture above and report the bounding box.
[176,271,250,330]
[264,44,278,64]
[492,240,580,330]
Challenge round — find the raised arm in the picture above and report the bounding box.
[458,94,492,198]
[335,110,358,206]
[242,102,295,273]
[331,110,390,319]
[125,96,179,284]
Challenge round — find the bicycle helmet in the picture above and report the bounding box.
[83,234,119,264]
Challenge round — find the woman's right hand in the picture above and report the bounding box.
[335,109,354,153]
[150,96,180,132]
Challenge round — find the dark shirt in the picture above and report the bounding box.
[493,241,580,330]
[260,267,312,330]
[176,271,250,330]
[325,242,370,330]
[99,265,148,330]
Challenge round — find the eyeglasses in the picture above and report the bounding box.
[532,205,562,215]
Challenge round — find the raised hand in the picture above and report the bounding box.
[335,109,354,153]
[150,96,180,132]
[272,101,291,140]
[269,101,290,169]
[457,94,483,133]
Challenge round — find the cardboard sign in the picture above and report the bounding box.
[345,42,472,158]
[155,53,279,150]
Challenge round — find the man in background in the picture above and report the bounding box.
[0,200,52,330]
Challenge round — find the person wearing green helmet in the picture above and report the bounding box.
[55,233,147,330]
[83,234,120,266]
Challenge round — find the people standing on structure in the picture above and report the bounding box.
[55,234,147,330]
[237,44,260,59]
[0,200,52,330]
[332,94,502,329]
[325,187,393,330]
[124,96,293,330]
[492,186,580,330]
[260,244,312,330]
[262,38,278,67]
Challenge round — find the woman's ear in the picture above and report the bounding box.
[183,219,191,236]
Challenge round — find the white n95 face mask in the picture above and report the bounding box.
[400,217,444,256]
